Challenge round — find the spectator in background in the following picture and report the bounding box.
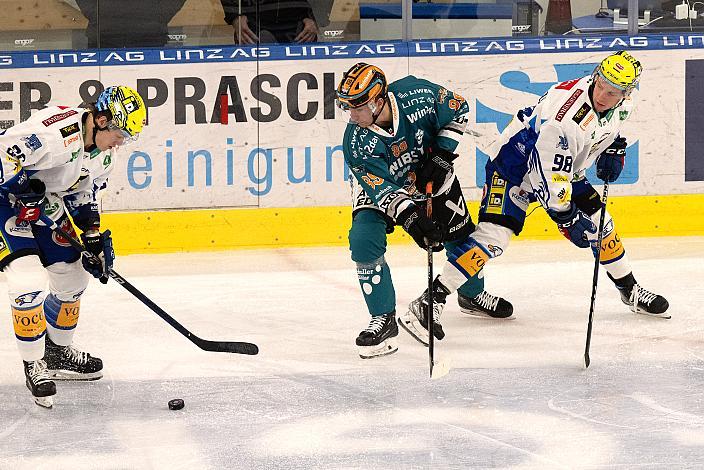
[221,0,318,44]
[76,0,186,48]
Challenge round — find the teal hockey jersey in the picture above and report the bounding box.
[342,75,469,221]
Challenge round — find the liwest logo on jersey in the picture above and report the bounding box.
[475,62,639,187]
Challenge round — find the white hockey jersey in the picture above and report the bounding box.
[489,75,636,213]
[0,106,114,225]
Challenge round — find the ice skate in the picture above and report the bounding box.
[45,337,103,381]
[24,359,56,409]
[398,278,449,346]
[458,291,514,319]
[356,312,399,359]
[619,283,670,318]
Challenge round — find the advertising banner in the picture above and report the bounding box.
[0,34,702,213]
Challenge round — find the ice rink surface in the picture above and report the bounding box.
[0,237,703,469]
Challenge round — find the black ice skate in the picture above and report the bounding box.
[458,291,514,319]
[398,277,449,346]
[611,273,670,319]
[24,359,56,409]
[356,311,399,359]
[619,283,670,318]
[45,337,103,381]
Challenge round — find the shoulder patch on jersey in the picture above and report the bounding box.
[556,79,579,90]
[42,109,78,127]
[59,123,80,138]
[572,103,592,124]
[21,134,42,153]
[555,89,583,122]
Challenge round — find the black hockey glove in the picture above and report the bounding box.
[13,179,46,224]
[397,205,443,251]
[596,136,627,183]
[549,204,597,249]
[81,229,115,284]
[415,147,459,192]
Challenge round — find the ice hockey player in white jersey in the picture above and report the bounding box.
[0,86,146,408]
[407,50,669,324]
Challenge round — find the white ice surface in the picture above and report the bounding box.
[1,237,703,469]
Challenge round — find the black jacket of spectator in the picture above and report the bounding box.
[221,0,316,42]
[77,0,186,48]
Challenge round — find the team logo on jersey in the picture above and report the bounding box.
[619,110,629,121]
[415,129,424,145]
[572,103,592,125]
[42,109,78,127]
[21,134,42,153]
[555,89,583,122]
[438,87,448,104]
[556,136,569,150]
[60,123,79,138]
[14,291,42,307]
[51,219,78,248]
[361,173,384,189]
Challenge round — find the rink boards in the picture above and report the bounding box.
[0,34,703,252]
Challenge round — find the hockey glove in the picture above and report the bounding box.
[549,204,597,249]
[596,136,627,183]
[13,179,46,224]
[397,205,443,251]
[414,147,459,192]
[81,229,115,284]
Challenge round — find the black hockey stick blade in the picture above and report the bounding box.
[195,338,259,355]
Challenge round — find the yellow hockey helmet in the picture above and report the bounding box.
[96,85,146,139]
[595,51,642,94]
[336,63,388,110]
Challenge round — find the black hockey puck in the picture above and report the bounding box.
[168,398,185,410]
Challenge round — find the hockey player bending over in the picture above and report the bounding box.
[337,63,513,359]
[407,50,668,326]
[0,86,147,407]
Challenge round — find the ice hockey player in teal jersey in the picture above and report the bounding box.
[337,63,513,359]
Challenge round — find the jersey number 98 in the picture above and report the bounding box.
[552,153,573,173]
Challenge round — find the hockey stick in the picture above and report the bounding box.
[425,182,435,378]
[425,183,451,380]
[584,182,610,368]
[39,215,259,355]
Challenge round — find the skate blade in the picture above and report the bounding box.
[634,310,672,319]
[397,317,429,346]
[359,338,399,359]
[461,308,516,320]
[34,396,53,409]
[49,370,103,381]
[430,357,452,380]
